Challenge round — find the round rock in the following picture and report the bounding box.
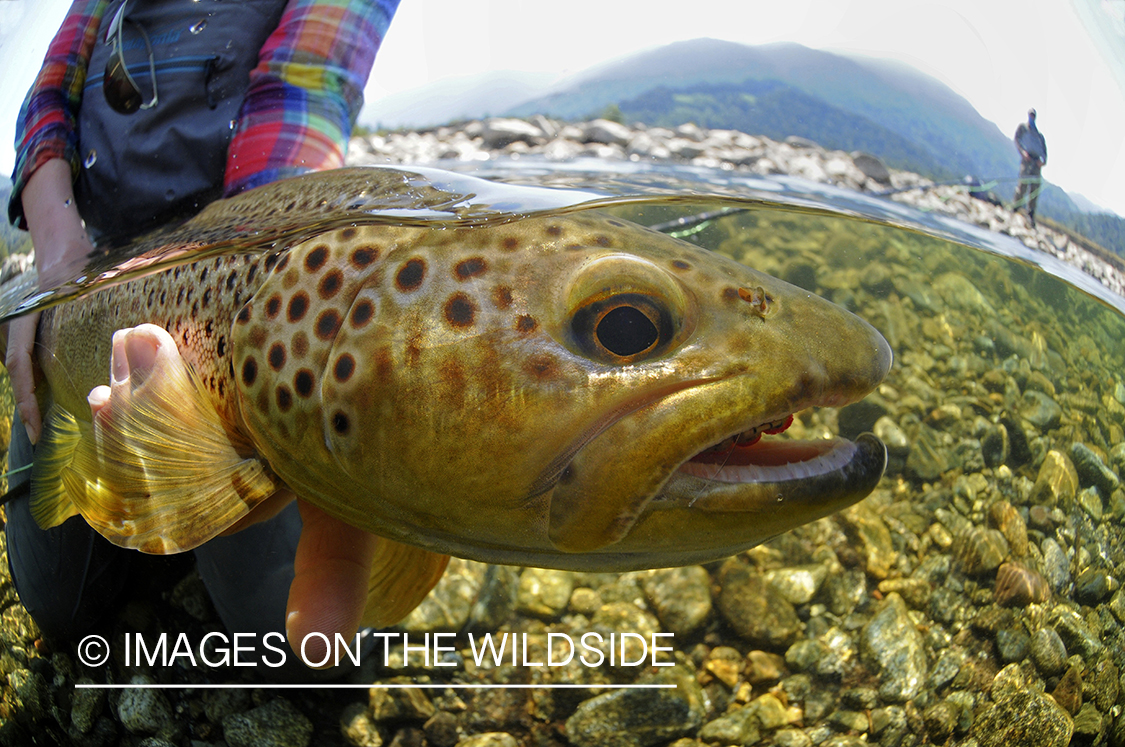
[222,698,313,747]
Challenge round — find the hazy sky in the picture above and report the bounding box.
[2,0,1123,215]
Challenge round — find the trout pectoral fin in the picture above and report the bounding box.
[28,405,83,529]
[360,540,450,628]
[31,325,278,553]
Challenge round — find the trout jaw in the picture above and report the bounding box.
[546,317,893,558]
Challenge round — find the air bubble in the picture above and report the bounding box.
[189,19,207,34]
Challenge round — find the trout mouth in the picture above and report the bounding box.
[675,413,863,487]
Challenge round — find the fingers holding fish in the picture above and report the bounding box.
[286,500,380,668]
[6,312,42,444]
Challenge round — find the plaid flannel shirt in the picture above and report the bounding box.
[10,0,398,227]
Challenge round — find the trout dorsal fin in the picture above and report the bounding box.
[360,539,450,628]
[31,327,279,554]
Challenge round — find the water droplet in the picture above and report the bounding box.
[63,198,72,208]
[228,120,236,130]
[84,150,97,168]
[189,19,207,34]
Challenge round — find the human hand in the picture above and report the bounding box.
[12,159,95,444]
[5,312,42,443]
[285,500,380,666]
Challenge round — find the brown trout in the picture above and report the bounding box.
[27,167,891,624]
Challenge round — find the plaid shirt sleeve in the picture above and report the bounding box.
[8,0,109,228]
[223,0,400,196]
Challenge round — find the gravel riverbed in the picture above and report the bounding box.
[1,118,1123,747]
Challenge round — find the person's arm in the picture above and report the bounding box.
[223,0,399,196]
[7,0,107,443]
[10,0,108,229]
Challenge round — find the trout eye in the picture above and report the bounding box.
[597,305,658,357]
[572,293,672,363]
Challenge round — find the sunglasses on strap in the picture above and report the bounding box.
[103,0,159,114]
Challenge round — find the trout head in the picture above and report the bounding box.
[232,211,891,571]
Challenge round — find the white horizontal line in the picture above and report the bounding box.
[75,683,678,690]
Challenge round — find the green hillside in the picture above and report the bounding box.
[618,78,957,179]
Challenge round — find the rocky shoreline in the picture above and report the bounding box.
[0,119,1123,747]
[348,117,1125,299]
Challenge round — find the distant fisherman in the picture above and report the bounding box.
[1013,108,1047,225]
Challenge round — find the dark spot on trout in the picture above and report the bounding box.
[247,263,258,284]
[159,291,166,305]
[204,320,213,338]
[351,299,374,328]
[444,293,476,329]
[595,235,611,247]
[305,245,329,273]
[341,227,357,241]
[406,334,422,367]
[546,225,562,237]
[275,254,290,272]
[200,267,209,283]
[226,271,237,291]
[565,243,583,252]
[202,288,211,308]
[264,254,279,273]
[334,353,355,383]
[295,369,315,398]
[276,386,292,412]
[374,346,393,385]
[236,305,251,325]
[524,355,557,380]
[319,270,343,300]
[395,258,426,292]
[672,260,691,271]
[351,245,378,268]
[455,257,488,280]
[287,292,309,323]
[265,294,281,319]
[292,331,309,359]
[247,326,267,349]
[332,411,350,435]
[191,301,199,320]
[241,358,258,386]
[177,287,185,305]
[606,219,625,228]
[268,343,286,371]
[316,309,342,340]
[723,286,741,301]
[559,465,576,485]
[501,237,520,252]
[516,315,538,334]
[493,286,513,309]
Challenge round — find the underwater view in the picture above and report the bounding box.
[0,160,1122,747]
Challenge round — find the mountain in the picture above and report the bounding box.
[510,39,1016,181]
[506,38,1120,251]
[616,78,957,179]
